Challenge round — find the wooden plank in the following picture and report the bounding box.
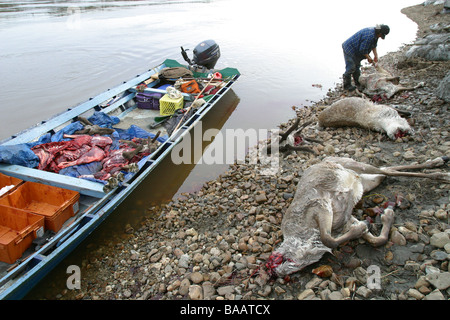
[0,164,105,198]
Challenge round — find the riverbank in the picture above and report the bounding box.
[56,2,449,301]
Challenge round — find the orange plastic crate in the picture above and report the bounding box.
[0,181,80,233]
[0,206,44,264]
[0,173,23,198]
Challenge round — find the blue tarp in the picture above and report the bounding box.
[0,112,167,180]
[0,144,40,168]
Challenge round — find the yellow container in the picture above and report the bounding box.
[159,94,184,116]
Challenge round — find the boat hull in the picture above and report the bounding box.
[0,59,240,299]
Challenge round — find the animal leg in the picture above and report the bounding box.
[379,157,449,182]
[361,208,395,246]
[315,204,368,249]
[382,156,448,172]
[122,145,143,160]
[328,157,449,182]
[385,76,400,84]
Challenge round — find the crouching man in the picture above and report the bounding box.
[342,24,390,91]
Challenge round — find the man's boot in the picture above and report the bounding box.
[353,71,361,89]
[343,74,356,91]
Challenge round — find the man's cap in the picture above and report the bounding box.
[376,24,390,39]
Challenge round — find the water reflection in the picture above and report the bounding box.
[0,0,212,19]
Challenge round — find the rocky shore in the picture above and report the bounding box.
[56,2,449,301]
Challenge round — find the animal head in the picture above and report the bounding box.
[278,118,318,154]
[266,235,332,277]
[383,115,414,140]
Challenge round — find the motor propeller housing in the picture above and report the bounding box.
[181,40,221,72]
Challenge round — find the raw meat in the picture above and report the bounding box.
[58,146,107,169]
[32,134,113,172]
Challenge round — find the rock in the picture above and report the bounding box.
[407,288,424,300]
[179,278,191,296]
[178,254,191,268]
[328,291,344,300]
[258,285,272,297]
[305,277,323,289]
[434,208,448,220]
[341,287,351,298]
[430,232,450,248]
[255,193,268,203]
[123,289,132,298]
[430,250,449,261]
[185,228,198,237]
[398,226,418,242]
[274,286,286,295]
[424,289,446,300]
[297,289,315,300]
[190,272,204,284]
[391,230,407,246]
[444,243,450,254]
[202,282,216,300]
[353,267,368,284]
[415,276,430,289]
[188,285,203,300]
[410,243,425,253]
[320,288,331,300]
[436,71,450,102]
[392,246,413,265]
[425,272,450,290]
[324,144,335,155]
[217,285,235,296]
[405,34,450,61]
[356,286,372,298]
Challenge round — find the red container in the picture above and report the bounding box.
[0,181,80,232]
[0,206,44,264]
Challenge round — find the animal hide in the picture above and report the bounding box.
[318,97,413,140]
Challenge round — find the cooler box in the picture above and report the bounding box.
[0,206,44,264]
[0,173,23,198]
[0,181,80,233]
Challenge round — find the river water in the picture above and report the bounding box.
[0,0,419,298]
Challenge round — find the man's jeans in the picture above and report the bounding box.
[343,51,361,77]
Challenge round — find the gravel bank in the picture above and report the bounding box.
[56,2,449,301]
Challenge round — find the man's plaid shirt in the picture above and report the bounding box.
[342,27,378,59]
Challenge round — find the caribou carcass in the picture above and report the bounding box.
[359,64,424,100]
[266,156,449,277]
[318,97,413,140]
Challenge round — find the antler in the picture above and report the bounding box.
[280,118,300,142]
[280,144,318,155]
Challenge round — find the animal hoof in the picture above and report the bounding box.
[114,172,125,181]
[129,163,139,172]
[381,208,395,225]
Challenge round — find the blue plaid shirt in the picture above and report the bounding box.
[342,28,378,59]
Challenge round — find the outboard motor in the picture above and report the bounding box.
[181,40,221,73]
